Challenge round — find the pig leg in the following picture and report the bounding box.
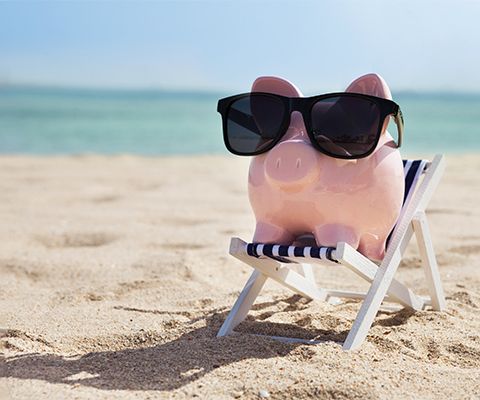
[253,221,317,290]
[358,234,387,261]
[253,221,295,245]
[313,224,360,249]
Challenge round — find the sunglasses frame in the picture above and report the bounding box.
[218,92,404,159]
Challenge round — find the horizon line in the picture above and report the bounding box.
[2,82,480,98]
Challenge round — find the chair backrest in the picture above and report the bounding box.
[385,159,429,250]
[402,159,429,209]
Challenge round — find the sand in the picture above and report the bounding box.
[0,153,479,399]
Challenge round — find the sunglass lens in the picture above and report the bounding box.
[310,96,381,158]
[225,94,286,155]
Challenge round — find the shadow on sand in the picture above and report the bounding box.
[0,296,415,392]
[0,296,345,392]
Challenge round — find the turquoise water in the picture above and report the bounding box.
[1,86,479,155]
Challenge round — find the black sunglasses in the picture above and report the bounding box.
[217,92,404,159]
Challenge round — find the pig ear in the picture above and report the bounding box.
[252,76,303,97]
[345,73,392,100]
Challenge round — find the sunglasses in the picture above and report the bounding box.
[217,92,404,159]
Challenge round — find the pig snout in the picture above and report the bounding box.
[264,141,320,190]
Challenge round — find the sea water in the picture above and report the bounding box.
[0,86,479,155]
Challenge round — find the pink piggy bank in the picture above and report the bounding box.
[248,74,404,261]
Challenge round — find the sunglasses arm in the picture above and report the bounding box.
[393,108,404,148]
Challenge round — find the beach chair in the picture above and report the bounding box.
[217,155,446,350]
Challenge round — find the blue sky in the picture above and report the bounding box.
[1,0,479,93]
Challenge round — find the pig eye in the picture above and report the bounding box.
[310,96,381,158]
[225,94,287,155]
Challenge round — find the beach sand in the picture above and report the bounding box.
[0,154,479,399]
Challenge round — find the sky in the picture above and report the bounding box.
[1,0,479,93]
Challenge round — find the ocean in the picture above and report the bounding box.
[1,86,479,155]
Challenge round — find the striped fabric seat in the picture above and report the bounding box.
[402,159,429,206]
[247,242,338,263]
[246,159,428,264]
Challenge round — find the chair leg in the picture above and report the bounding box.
[412,211,446,311]
[336,241,425,310]
[217,270,267,337]
[342,249,403,350]
[297,263,316,283]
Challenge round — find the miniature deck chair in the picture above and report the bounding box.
[217,155,446,350]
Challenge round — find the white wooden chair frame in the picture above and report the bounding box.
[217,155,446,350]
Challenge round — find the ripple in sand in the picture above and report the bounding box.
[160,242,207,250]
[399,256,422,269]
[427,208,472,216]
[161,216,213,226]
[446,342,480,368]
[449,244,480,255]
[0,259,44,281]
[269,384,376,400]
[36,232,118,248]
[0,329,53,353]
[447,291,478,308]
[90,194,121,203]
[369,335,402,352]
[73,329,169,352]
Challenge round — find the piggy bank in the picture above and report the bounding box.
[248,74,404,261]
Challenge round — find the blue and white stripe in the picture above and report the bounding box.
[247,243,338,263]
[402,159,428,206]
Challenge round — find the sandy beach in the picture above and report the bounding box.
[0,153,479,399]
